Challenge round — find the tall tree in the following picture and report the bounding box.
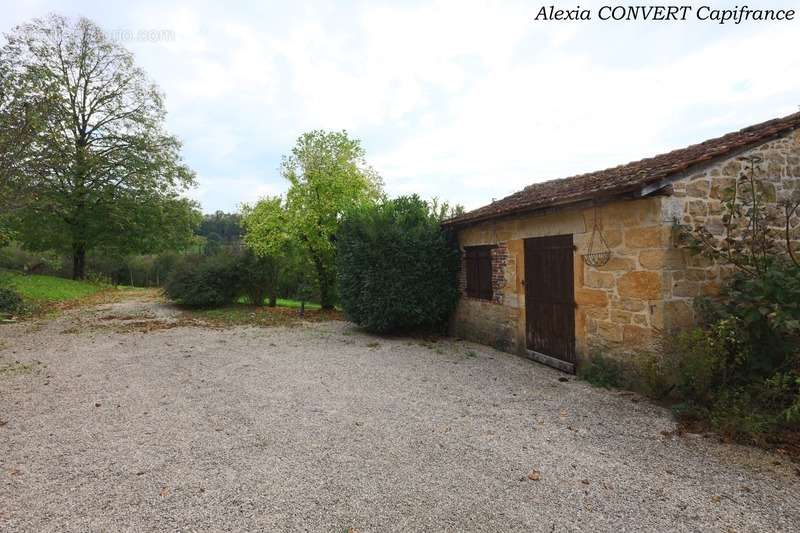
[282,130,383,309]
[241,196,294,307]
[0,51,53,246]
[0,15,195,278]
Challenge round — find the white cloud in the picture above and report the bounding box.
[2,0,798,212]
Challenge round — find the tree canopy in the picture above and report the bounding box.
[0,14,196,278]
[244,130,383,308]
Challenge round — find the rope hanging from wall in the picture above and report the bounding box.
[582,206,612,267]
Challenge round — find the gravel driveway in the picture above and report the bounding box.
[1,295,798,532]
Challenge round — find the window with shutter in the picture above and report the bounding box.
[464,245,494,300]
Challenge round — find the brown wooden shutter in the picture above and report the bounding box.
[464,246,494,300]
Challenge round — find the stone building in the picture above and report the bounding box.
[443,112,800,373]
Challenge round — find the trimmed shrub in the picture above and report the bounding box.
[164,254,241,307]
[337,195,460,333]
[237,249,278,306]
[0,286,24,315]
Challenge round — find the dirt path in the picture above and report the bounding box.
[1,294,798,532]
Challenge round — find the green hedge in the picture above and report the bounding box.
[164,254,242,307]
[337,195,460,333]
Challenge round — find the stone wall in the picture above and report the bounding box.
[662,129,800,331]
[451,129,800,364]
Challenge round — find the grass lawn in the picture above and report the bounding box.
[1,270,105,302]
[192,301,342,327]
[235,296,322,310]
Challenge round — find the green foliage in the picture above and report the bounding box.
[697,263,800,359]
[578,355,627,389]
[0,15,196,279]
[242,196,292,258]
[667,314,800,438]
[197,211,243,255]
[0,244,63,274]
[336,195,460,333]
[243,130,383,309]
[670,165,800,443]
[236,249,278,306]
[164,255,242,308]
[2,271,103,302]
[0,286,24,315]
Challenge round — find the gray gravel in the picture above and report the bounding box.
[1,296,798,532]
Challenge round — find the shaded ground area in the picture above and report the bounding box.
[1,294,798,532]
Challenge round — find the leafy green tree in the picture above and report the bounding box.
[281,130,383,308]
[0,44,54,246]
[242,196,293,307]
[0,15,195,279]
[196,211,244,255]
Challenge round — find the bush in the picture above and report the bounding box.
[164,254,242,307]
[236,250,278,306]
[666,315,800,440]
[337,195,460,333]
[578,355,627,389]
[0,286,24,315]
[0,244,63,275]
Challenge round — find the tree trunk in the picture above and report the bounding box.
[313,256,335,310]
[268,293,277,307]
[72,243,87,280]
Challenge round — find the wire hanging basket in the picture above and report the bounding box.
[582,206,612,267]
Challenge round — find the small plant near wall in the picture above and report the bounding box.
[662,159,800,444]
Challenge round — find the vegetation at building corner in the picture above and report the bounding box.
[337,195,461,333]
[583,167,800,446]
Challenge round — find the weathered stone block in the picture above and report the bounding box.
[625,227,662,249]
[597,321,623,342]
[687,200,708,217]
[618,271,662,300]
[575,288,609,307]
[686,180,710,197]
[585,270,615,289]
[613,299,646,312]
[664,300,693,330]
[710,178,736,200]
[671,280,699,297]
[604,228,623,248]
[595,256,636,272]
[610,310,632,324]
[584,307,610,320]
[623,325,652,348]
[638,249,685,270]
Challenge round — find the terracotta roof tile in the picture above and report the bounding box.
[445,111,800,227]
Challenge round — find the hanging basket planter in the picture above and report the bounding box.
[582,207,612,267]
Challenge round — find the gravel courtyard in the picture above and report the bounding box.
[1,295,798,532]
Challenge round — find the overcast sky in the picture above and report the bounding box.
[2,1,799,213]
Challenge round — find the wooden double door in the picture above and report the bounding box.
[523,235,576,373]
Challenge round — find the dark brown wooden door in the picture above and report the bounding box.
[524,235,576,370]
